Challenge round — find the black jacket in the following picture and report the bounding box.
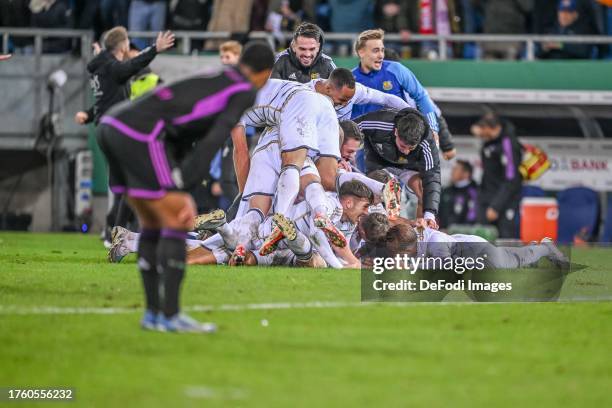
[86,46,158,123]
[439,180,479,229]
[479,123,523,213]
[355,108,442,216]
[270,44,336,83]
[539,18,597,59]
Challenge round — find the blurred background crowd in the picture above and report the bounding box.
[1,0,611,58]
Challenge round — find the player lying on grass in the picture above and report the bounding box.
[383,222,570,270]
[110,179,379,268]
[188,179,375,269]
[96,42,274,333]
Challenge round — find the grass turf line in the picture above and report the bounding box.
[0,232,611,407]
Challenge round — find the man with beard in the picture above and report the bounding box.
[271,22,336,83]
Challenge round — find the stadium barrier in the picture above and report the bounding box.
[3,28,612,60]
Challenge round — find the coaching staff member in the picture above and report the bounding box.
[471,114,523,238]
[271,22,336,83]
[355,107,441,229]
[85,27,175,124]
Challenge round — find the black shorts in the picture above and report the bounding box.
[96,118,179,199]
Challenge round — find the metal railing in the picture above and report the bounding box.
[2,28,612,60]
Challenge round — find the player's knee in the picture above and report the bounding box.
[320,172,336,192]
[177,202,197,231]
[160,196,196,231]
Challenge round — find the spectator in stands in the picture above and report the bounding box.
[460,0,484,58]
[598,0,612,58]
[374,0,414,42]
[481,0,533,59]
[0,0,32,53]
[471,114,522,238]
[328,0,373,33]
[72,1,104,43]
[168,0,212,51]
[534,0,561,33]
[439,160,478,229]
[539,0,598,59]
[29,0,72,53]
[412,0,460,59]
[266,0,315,38]
[168,0,211,31]
[206,0,253,50]
[250,0,269,31]
[99,0,130,31]
[129,0,168,49]
[271,22,336,83]
[219,41,242,65]
[210,40,244,211]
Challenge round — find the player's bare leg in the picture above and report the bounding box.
[295,253,327,268]
[186,246,218,265]
[407,174,424,219]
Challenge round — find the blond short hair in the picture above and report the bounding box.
[104,26,128,52]
[219,41,242,56]
[355,29,385,54]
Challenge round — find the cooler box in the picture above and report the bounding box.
[520,197,558,243]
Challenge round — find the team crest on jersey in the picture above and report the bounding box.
[383,81,393,91]
[310,72,319,80]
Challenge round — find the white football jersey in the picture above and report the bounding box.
[417,228,488,258]
[308,79,409,121]
[292,192,356,242]
[240,79,312,128]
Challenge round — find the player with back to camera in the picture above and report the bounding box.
[96,42,275,333]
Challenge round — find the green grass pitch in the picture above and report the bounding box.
[1,232,611,407]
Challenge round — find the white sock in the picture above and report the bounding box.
[275,166,301,215]
[212,248,229,265]
[185,239,200,250]
[338,172,384,195]
[217,223,238,249]
[311,228,343,269]
[235,209,264,247]
[126,234,139,252]
[304,182,330,216]
[285,230,312,260]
